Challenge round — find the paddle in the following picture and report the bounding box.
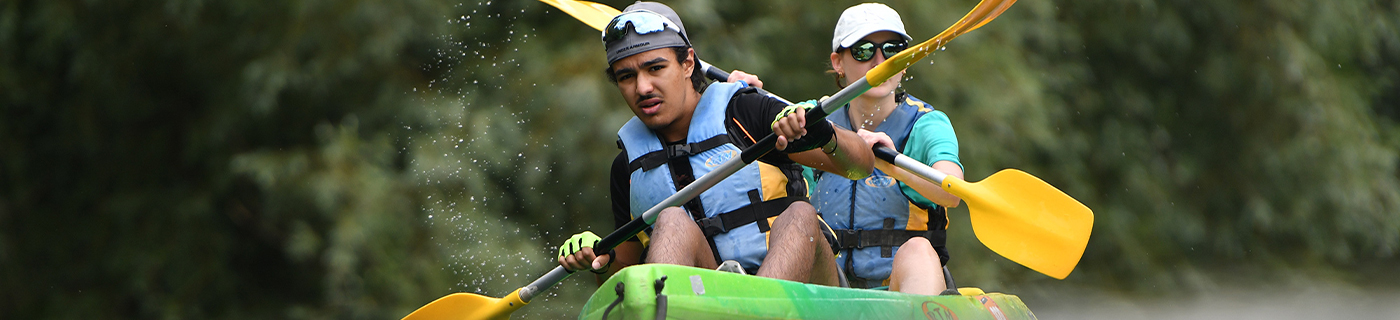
[872,146,1092,279]
[403,1,1017,319]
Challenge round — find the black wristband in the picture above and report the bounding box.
[783,119,836,153]
[821,131,839,155]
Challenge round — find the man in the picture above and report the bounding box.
[556,2,874,286]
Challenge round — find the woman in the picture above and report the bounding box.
[812,2,966,295]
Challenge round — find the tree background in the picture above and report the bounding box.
[2,0,1397,318]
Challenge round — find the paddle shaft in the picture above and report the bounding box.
[700,61,794,105]
[872,146,949,184]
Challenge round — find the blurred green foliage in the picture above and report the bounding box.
[2,0,1398,318]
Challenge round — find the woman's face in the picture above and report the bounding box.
[831,31,906,100]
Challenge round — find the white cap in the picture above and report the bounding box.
[831,3,912,52]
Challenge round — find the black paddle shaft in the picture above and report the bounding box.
[872,145,900,163]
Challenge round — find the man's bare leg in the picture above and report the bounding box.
[755,202,840,286]
[888,237,946,295]
[646,207,719,269]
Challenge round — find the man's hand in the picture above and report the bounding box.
[557,231,612,274]
[772,100,819,151]
[727,70,763,89]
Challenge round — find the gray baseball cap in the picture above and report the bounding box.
[603,2,693,65]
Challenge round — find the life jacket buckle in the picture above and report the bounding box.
[695,216,726,236]
[666,143,695,158]
[837,229,862,249]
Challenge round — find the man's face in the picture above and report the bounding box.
[610,48,696,134]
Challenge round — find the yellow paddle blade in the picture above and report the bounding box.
[537,0,620,31]
[867,0,1018,86]
[942,169,1093,279]
[401,289,528,320]
[966,0,1018,32]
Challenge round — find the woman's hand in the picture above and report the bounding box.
[857,129,895,150]
[727,70,763,88]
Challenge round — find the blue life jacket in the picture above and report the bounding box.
[812,94,949,288]
[618,82,805,273]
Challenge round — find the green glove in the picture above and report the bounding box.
[559,231,613,274]
[771,99,819,128]
[770,99,836,153]
[558,231,603,258]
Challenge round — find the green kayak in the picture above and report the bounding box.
[579,264,1035,319]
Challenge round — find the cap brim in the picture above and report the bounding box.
[835,25,913,52]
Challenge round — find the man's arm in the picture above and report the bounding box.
[786,124,874,181]
[767,101,874,180]
[720,70,871,178]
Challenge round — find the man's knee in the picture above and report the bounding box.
[654,207,692,229]
[772,202,820,235]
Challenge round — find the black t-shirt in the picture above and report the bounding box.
[611,88,830,232]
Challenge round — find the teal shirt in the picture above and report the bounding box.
[898,109,961,208]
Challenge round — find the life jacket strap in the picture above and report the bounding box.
[694,190,797,238]
[627,135,732,172]
[831,228,947,255]
[832,229,935,250]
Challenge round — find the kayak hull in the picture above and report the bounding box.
[579,264,1035,319]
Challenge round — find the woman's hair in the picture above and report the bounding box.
[826,62,845,89]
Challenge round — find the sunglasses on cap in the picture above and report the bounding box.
[847,39,908,62]
[602,10,688,44]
